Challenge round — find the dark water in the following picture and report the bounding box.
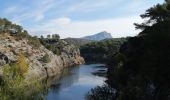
[46,64,107,100]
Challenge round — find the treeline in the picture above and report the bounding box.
[0,18,41,48]
[39,34,62,55]
[0,18,65,55]
[86,0,170,100]
[64,38,93,47]
[80,38,127,63]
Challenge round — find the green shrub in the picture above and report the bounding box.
[0,63,25,99]
[28,36,41,48]
[0,63,48,100]
[18,53,29,76]
[40,54,51,63]
[53,48,61,55]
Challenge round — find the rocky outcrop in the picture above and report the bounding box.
[0,33,84,81]
[0,52,9,67]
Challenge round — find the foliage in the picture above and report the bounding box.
[0,18,28,38]
[80,38,127,63]
[0,18,41,49]
[0,64,25,100]
[64,38,93,47]
[18,53,29,76]
[134,0,170,30]
[85,84,115,100]
[39,35,62,56]
[0,63,49,100]
[107,1,170,100]
[52,34,60,40]
[40,54,51,63]
[28,36,41,48]
[53,48,61,55]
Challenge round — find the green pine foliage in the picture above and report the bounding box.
[39,34,62,56]
[106,0,170,100]
[40,54,51,63]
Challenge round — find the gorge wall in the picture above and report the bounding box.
[0,33,84,81]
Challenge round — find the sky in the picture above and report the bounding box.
[0,0,164,38]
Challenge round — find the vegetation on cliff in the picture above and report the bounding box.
[0,18,41,48]
[64,38,93,47]
[39,34,61,55]
[106,0,170,100]
[0,54,45,100]
[80,38,127,63]
[0,18,84,99]
[39,54,51,63]
[86,0,170,100]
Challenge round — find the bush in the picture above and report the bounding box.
[28,36,41,49]
[0,63,48,99]
[18,53,29,76]
[53,48,61,55]
[0,63,25,99]
[40,54,51,63]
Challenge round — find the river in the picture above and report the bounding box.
[46,64,107,100]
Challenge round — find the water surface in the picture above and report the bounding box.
[46,64,107,100]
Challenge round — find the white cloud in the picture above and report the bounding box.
[61,0,123,15]
[10,0,58,22]
[3,0,163,38]
[29,16,142,38]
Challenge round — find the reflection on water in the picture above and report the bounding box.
[85,84,116,100]
[0,64,107,100]
[46,64,107,100]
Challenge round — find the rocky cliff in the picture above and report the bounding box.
[0,33,84,81]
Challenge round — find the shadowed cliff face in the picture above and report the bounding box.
[0,33,84,81]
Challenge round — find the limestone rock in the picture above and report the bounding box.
[0,33,84,81]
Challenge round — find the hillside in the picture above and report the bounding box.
[80,38,127,63]
[106,1,170,99]
[83,31,112,41]
[63,38,93,47]
[0,18,84,81]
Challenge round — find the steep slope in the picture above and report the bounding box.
[0,33,84,81]
[0,19,84,81]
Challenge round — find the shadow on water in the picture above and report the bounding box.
[85,84,116,100]
[85,65,117,100]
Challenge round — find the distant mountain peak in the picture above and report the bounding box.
[83,31,112,41]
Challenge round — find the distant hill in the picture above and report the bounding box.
[83,31,112,41]
[63,38,93,47]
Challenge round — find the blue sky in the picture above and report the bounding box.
[0,0,164,38]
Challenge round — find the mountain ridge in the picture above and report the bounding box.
[82,31,113,41]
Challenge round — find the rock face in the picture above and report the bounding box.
[0,33,84,81]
